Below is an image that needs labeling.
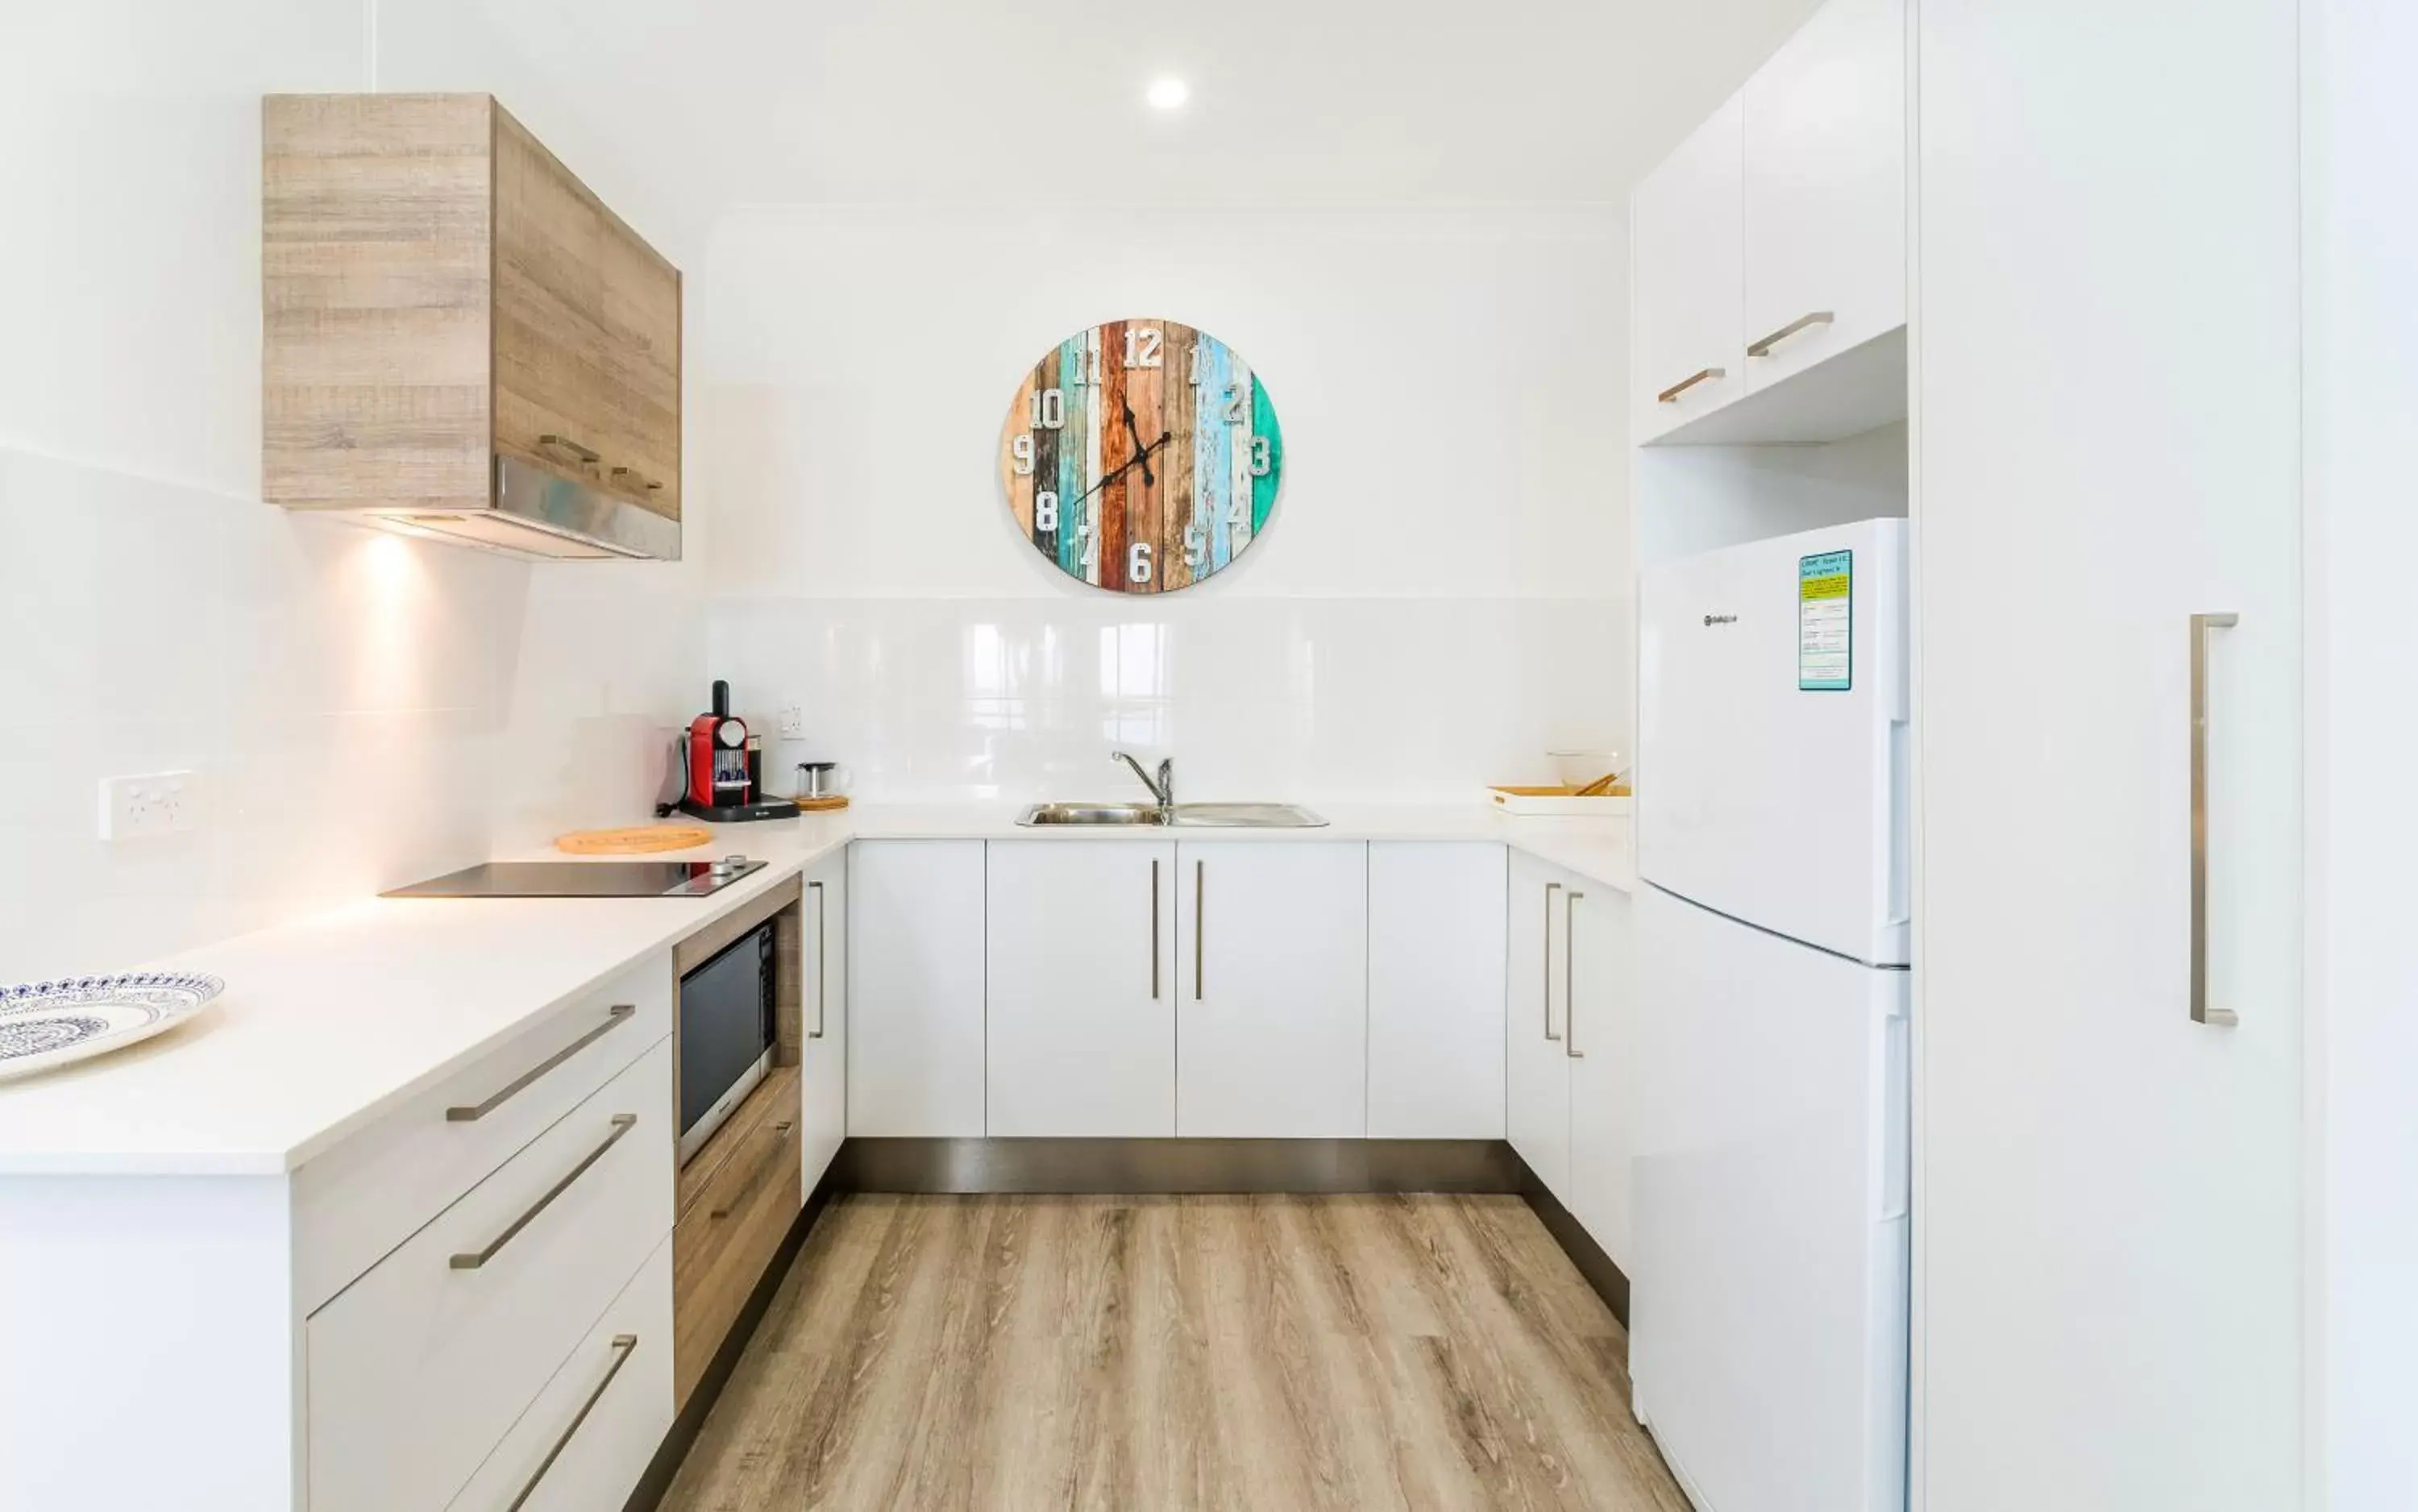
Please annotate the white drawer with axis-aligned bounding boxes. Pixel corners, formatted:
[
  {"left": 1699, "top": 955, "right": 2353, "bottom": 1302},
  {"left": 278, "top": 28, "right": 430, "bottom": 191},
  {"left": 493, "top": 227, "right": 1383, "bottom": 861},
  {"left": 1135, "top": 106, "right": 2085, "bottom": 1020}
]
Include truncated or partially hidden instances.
[
  {"left": 295, "top": 952, "right": 672, "bottom": 1311},
  {"left": 447, "top": 1233, "right": 673, "bottom": 1512},
  {"left": 305, "top": 1038, "right": 674, "bottom": 1512}
]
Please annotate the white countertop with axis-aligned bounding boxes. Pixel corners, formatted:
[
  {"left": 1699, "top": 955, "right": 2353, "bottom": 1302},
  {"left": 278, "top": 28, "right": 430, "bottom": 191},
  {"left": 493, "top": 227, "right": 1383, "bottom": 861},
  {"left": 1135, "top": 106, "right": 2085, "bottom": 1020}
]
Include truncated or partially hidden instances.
[{"left": 0, "top": 804, "right": 1629, "bottom": 1178}]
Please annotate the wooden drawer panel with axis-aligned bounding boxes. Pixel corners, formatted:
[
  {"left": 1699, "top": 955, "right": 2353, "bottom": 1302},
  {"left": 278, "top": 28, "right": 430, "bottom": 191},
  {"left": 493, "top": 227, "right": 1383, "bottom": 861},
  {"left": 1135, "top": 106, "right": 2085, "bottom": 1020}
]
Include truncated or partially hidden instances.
[
  {"left": 673, "top": 1065, "right": 802, "bottom": 1406},
  {"left": 305, "top": 1040, "right": 674, "bottom": 1512},
  {"left": 294, "top": 952, "right": 672, "bottom": 1313},
  {"left": 446, "top": 1233, "right": 673, "bottom": 1511}
]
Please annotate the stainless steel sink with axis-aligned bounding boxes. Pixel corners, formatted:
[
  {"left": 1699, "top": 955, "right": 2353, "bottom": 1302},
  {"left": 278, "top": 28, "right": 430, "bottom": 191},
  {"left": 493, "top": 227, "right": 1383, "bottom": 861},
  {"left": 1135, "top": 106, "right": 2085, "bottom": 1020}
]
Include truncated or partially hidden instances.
[
  {"left": 1015, "top": 801, "right": 1327, "bottom": 829},
  {"left": 1017, "top": 802, "right": 1168, "bottom": 826},
  {"left": 1168, "top": 802, "right": 1327, "bottom": 829}
]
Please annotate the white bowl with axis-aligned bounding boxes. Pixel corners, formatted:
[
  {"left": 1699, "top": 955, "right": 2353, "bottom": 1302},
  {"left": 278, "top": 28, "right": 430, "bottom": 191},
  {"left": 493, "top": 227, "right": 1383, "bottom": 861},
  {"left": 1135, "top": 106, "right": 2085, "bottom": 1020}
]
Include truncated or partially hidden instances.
[{"left": 1548, "top": 750, "right": 1622, "bottom": 788}]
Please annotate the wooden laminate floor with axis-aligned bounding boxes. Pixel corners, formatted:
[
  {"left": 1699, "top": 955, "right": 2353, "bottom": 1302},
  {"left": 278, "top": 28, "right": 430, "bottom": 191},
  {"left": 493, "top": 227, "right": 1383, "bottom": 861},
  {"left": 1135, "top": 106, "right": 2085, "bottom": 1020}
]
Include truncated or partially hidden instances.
[{"left": 659, "top": 1192, "right": 1689, "bottom": 1512}]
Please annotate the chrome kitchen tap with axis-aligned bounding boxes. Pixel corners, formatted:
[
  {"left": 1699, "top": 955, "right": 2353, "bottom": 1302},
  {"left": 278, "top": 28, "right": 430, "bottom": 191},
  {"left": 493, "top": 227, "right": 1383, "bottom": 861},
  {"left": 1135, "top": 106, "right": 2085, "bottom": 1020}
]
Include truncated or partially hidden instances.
[{"left": 1112, "top": 751, "right": 1174, "bottom": 819}]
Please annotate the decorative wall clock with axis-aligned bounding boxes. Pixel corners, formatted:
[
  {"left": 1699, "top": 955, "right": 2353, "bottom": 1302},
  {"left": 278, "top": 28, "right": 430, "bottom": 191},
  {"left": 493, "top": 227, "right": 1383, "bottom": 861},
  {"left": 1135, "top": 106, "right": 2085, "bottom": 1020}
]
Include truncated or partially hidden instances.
[{"left": 996, "top": 320, "right": 1284, "bottom": 592}]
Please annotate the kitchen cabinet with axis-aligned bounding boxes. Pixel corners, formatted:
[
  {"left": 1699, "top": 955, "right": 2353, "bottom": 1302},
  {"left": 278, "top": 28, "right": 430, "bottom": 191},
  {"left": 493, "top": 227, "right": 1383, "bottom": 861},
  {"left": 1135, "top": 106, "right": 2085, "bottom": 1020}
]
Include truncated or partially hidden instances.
[
  {"left": 1176, "top": 842, "right": 1369, "bottom": 1138},
  {"left": 1631, "top": 93, "right": 1746, "bottom": 444},
  {"left": 1507, "top": 852, "right": 1636, "bottom": 1269},
  {"left": 1739, "top": 0, "right": 1905, "bottom": 394},
  {"left": 1564, "top": 886, "right": 1638, "bottom": 1269},
  {"left": 1367, "top": 843, "right": 1508, "bottom": 1139},
  {"left": 987, "top": 841, "right": 1178, "bottom": 1136},
  {"left": 262, "top": 93, "right": 681, "bottom": 561},
  {"left": 1629, "top": 0, "right": 1908, "bottom": 446},
  {"left": 800, "top": 849, "right": 847, "bottom": 1191},
  {"left": 1506, "top": 851, "right": 1575, "bottom": 1198},
  {"left": 847, "top": 841, "right": 986, "bottom": 1137}
]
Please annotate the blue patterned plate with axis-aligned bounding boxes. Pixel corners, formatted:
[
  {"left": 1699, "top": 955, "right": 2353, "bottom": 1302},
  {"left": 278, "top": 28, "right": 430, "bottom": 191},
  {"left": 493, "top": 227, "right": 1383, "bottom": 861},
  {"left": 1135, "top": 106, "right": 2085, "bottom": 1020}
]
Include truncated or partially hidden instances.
[{"left": 0, "top": 972, "right": 225, "bottom": 1082}]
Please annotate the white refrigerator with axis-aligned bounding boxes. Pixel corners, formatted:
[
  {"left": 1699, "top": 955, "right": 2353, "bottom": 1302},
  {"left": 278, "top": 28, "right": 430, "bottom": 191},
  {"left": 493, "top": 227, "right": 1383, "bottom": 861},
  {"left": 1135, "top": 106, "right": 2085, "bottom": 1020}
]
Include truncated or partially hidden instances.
[{"left": 1631, "top": 517, "right": 1910, "bottom": 1512}]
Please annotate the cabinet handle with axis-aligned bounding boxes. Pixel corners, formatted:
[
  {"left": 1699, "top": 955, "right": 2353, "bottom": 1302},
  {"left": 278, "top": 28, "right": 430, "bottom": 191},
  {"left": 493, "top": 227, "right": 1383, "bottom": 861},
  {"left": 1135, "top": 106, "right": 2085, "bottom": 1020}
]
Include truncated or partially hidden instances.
[
  {"left": 2190, "top": 612, "right": 2241, "bottom": 1027},
  {"left": 1564, "top": 891, "right": 1585, "bottom": 1059},
  {"left": 1746, "top": 309, "right": 1835, "bottom": 358},
  {"left": 1543, "top": 883, "right": 1562, "bottom": 1041},
  {"left": 505, "top": 1332, "right": 638, "bottom": 1512},
  {"left": 1655, "top": 367, "right": 1725, "bottom": 405},
  {"left": 447, "top": 1004, "right": 636, "bottom": 1121},
  {"left": 1194, "top": 859, "right": 1206, "bottom": 1001},
  {"left": 536, "top": 433, "right": 600, "bottom": 464},
  {"left": 451, "top": 1114, "right": 637, "bottom": 1269},
  {"left": 610, "top": 464, "right": 664, "bottom": 492},
  {"left": 808, "top": 881, "right": 828, "bottom": 1039},
  {"left": 709, "top": 1120, "right": 796, "bottom": 1219},
  {"left": 1151, "top": 858, "right": 1161, "bottom": 1000}
]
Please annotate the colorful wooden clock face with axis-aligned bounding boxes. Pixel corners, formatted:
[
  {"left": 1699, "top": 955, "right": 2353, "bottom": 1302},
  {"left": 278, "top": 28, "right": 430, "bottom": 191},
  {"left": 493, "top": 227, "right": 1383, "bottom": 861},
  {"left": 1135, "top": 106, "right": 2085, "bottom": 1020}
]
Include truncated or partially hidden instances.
[{"left": 998, "top": 320, "right": 1283, "bottom": 593}]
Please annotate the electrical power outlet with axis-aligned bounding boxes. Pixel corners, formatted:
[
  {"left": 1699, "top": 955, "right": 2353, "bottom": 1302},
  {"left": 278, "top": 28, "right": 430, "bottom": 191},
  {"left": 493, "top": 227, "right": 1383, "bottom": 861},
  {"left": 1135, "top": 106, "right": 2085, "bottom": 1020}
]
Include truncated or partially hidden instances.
[
  {"left": 98, "top": 771, "right": 201, "bottom": 841},
  {"left": 778, "top": 704, "right": 805, "bottom": 738}
]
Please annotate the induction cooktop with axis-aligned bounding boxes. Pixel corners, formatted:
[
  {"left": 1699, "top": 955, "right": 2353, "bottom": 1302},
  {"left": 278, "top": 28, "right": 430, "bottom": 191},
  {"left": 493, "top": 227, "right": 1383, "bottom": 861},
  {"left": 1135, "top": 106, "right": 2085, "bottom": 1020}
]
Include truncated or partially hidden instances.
[{"left": 381, "top": 858, "right": 767, "bottom": 899}]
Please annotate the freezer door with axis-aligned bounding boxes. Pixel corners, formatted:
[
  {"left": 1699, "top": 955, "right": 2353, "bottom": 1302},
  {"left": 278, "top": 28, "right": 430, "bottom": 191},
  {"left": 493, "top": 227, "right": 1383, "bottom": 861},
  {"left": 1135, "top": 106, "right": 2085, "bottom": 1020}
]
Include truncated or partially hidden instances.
[
  {"left": 1631, "top": 883, "right": 1909, "bottom": 1512},
  {"left": 1638, "top": 517, "right": 1908, "bottom": 965}
]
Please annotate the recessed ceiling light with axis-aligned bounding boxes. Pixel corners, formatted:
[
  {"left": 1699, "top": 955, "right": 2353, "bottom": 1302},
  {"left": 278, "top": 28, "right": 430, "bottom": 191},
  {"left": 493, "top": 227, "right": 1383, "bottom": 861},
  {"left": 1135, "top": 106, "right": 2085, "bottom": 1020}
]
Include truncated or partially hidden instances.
[{"left": 1146, "top": 77, "right": 1189, "bottom": 110}]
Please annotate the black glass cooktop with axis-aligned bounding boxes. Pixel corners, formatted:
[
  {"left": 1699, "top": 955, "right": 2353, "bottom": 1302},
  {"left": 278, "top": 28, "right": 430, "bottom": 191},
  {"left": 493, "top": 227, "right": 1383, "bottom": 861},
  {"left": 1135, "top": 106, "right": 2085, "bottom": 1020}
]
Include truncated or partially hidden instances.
[{"left": 382, "top": 858, "right": 767, "bottom": 899}]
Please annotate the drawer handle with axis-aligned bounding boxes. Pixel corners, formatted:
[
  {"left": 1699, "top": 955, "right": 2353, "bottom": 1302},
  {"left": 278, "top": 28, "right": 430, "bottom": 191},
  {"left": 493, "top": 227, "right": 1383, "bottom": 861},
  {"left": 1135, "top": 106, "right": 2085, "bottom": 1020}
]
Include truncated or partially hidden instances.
[
  {"left": 1746, "top": 309, "right": 1835, "bottom": 357},
  {"left": 1655, "top": 366, "right": 1725, "bottom": 405},
  {"left": 451, "top": 1114, "right": 637, "bottom": 1270},
  {"left": 709, "top": 1119, "right": 796, "bottom": 1219},
  {"left": 505, "top": 1332, "right": 638, "bottom": 1512},
  {"left": 609, "top": 464, "right": 665, "bottom": 492},
  {"left": 536, "top": 433, "right": 600, "bottom": 464},
  {"left": 447, "top": 1004, "right": 637, "bottom": 1122}
]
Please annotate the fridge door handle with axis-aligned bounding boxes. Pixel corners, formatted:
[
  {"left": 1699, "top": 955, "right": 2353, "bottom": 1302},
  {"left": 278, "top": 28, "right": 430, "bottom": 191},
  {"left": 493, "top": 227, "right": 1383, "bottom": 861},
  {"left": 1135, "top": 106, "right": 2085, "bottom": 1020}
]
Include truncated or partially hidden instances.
[{"left": 2189, "top": 612, "right": 2240, "bottom": 1027}]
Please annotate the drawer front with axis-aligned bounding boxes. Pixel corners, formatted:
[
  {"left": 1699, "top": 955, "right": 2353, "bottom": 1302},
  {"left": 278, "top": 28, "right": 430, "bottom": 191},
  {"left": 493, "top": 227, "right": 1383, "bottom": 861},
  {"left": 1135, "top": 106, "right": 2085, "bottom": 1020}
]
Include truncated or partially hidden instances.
[
  {"left": 295, "top": 953, "right": 672, "bottom": 1312},
  {"left": 447, "top": 1233, "right": 673, "bottom": 1512},
  {"left": 673, "top": 1066, "right": 801, "bottom": 1406},
  {"left": 307, "top": 1039, "right": 674, "bottom": 1512}
]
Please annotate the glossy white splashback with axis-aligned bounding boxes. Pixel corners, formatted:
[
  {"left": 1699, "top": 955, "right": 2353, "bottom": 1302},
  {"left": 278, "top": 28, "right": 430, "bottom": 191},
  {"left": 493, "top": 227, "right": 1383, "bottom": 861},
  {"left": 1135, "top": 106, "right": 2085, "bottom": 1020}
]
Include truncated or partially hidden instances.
[
  {"left": 708, "top": 595, "right": 1624, "bottom": 802},
  {"left": 698, "top": 203, "right": 1635, "bottom": 796}
]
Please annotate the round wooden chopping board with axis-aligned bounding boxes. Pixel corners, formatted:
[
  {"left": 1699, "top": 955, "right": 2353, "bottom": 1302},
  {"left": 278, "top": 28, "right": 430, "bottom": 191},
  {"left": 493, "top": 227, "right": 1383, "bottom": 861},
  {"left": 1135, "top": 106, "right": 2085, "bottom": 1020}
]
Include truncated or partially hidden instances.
[{"left": 555, "top": 825, "right": 714, "bottom": 855}]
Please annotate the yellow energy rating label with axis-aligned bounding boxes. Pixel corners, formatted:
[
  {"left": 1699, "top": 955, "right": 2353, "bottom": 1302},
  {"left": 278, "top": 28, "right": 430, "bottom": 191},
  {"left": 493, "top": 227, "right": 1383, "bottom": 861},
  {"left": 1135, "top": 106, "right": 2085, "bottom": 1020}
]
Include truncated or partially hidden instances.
[{"left": 1799, "top": 550, "right": 1852, "bottom": 691}]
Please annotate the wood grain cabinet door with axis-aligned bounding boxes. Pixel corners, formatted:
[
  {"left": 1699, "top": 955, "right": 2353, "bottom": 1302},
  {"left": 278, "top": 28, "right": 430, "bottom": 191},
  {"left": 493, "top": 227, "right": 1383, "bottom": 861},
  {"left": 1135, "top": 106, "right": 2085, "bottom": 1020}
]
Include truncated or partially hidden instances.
[{"left": 592, "top": 217, "right": 681, "bottom": 519}]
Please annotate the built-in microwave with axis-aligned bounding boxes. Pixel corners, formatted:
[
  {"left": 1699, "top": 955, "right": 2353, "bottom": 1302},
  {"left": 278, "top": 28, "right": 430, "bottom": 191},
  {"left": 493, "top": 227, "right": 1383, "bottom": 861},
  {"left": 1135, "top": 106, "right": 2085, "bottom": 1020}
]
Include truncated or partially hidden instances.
[{"left": 677, "top": 919, "right": 775, "bottom": 1163}]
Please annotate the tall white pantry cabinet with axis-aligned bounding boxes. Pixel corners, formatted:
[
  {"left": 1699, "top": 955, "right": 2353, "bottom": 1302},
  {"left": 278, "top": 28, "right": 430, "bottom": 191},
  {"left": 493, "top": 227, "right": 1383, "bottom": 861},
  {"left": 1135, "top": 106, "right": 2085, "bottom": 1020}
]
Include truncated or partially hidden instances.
[{"left": 1630, "top": 0, "right": 2313, "bottom": 1506}]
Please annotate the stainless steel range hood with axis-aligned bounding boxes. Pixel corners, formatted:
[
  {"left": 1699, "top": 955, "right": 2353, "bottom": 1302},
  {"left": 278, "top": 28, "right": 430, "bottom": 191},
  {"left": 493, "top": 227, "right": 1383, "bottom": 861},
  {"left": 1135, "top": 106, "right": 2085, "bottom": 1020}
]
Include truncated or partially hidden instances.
[{"left": 369, "top": 459, "right": 683, "bottom": 562}]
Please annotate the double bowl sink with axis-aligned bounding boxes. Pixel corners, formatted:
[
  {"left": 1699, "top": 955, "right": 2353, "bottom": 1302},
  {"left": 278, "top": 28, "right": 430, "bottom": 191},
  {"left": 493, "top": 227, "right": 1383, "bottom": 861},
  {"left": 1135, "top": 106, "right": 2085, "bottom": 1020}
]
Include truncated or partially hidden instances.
[{"left": 1016, "top": 801, "right": 1327, "bottom": 829}]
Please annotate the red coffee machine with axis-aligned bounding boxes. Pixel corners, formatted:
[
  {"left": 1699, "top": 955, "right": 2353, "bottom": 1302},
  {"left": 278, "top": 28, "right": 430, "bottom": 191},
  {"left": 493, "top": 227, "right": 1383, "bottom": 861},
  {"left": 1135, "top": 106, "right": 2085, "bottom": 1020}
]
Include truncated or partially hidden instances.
[{"left": 675, "top": 681, "right": 800, "bottom": 823}]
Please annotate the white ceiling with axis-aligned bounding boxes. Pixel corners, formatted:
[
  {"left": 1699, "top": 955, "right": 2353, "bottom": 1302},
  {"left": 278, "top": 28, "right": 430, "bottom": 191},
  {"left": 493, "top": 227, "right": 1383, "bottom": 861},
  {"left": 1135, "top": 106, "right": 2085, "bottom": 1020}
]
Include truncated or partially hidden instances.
[{"left": 447, "top": 0, "right": 1822, "bottom": 226}]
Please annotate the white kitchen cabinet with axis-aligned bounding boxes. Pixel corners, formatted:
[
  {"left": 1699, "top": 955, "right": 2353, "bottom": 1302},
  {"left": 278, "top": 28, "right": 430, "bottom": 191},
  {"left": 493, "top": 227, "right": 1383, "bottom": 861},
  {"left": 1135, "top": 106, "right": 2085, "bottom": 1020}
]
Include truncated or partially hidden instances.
[
  {"left": 1367, "top": 843, "right": 1507, "bottom": 1139},
  {"left": 1176, "top": 842, "right": 1368, "bottom": 1138},
  {"left": 444, "top": 1234, "right": 673, "bottom": 1511},
  {"left": 987, "top": 841, "right": 1178, "bottom": 1136},
  {"left": 1564, "top": 886, "right": 1637, "bottom": 1269},
  {"left": 800, "top": 849, "right": 847, "bottom": 1192},
  {"left": 1506, "top": 851, "right": 1574, "bottom": 1199},
  {"left": 847, "top": 841, "right": 986, "bottom": 1138},
  {"left": 1740, "top": 0, "right": 1905, "bottom": 393},
  {"left": 1632, "top": 91, "right": 1745, "bottom": 444}
]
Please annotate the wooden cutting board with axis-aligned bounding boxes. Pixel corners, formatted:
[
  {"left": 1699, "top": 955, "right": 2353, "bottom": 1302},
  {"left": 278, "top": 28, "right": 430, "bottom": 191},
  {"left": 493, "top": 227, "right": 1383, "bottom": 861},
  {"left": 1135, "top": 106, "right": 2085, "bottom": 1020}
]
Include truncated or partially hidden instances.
[{"left": 555, "top": 825, "right": 714, "bottom": 855}]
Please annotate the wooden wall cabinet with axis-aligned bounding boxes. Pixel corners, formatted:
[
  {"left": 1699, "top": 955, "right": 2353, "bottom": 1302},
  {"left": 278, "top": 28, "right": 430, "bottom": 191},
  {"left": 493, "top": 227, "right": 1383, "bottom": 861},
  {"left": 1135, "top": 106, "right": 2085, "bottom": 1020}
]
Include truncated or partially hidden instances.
[{"left": 263, "top": 93, "right": 681, "bottom": 561}]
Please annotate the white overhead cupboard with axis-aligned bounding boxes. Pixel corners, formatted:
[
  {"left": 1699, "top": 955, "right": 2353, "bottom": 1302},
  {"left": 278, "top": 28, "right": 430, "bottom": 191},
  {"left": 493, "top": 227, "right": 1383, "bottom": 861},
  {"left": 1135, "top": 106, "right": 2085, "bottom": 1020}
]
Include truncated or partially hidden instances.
[{"left": 1633, "top": 0, "right": 1905, "bottom": 447}]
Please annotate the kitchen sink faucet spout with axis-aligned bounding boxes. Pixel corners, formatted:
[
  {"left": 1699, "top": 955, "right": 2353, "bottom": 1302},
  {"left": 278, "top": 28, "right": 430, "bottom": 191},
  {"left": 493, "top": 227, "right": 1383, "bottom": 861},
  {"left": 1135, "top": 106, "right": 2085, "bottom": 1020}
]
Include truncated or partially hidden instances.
[{"left": 1112, "top": 751, "right": 1174, "bottom": 817}]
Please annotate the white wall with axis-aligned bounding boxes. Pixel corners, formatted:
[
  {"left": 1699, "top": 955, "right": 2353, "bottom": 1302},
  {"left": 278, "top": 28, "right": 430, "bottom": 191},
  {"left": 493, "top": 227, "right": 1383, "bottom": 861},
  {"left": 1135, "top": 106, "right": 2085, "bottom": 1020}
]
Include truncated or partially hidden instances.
[
  {"left": 699, "top": 204, "right": 1632, "bottom": 801},
  {"left": 0, "top": 0, "right": 705, "bottom": 982},
  {"left": 2305, "top": 2, "right": 2418, "bottom": 1505}
]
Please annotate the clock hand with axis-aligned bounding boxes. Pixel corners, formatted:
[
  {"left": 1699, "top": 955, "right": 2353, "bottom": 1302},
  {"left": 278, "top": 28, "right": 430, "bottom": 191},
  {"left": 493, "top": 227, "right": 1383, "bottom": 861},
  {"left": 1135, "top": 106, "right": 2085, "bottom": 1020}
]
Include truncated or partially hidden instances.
[
  {"left": 1072, "top": 431, "right": 1174, "bottom": 509},
  {"left": 1121, "top": 403, "right": 1156, "bottom": 488}
]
